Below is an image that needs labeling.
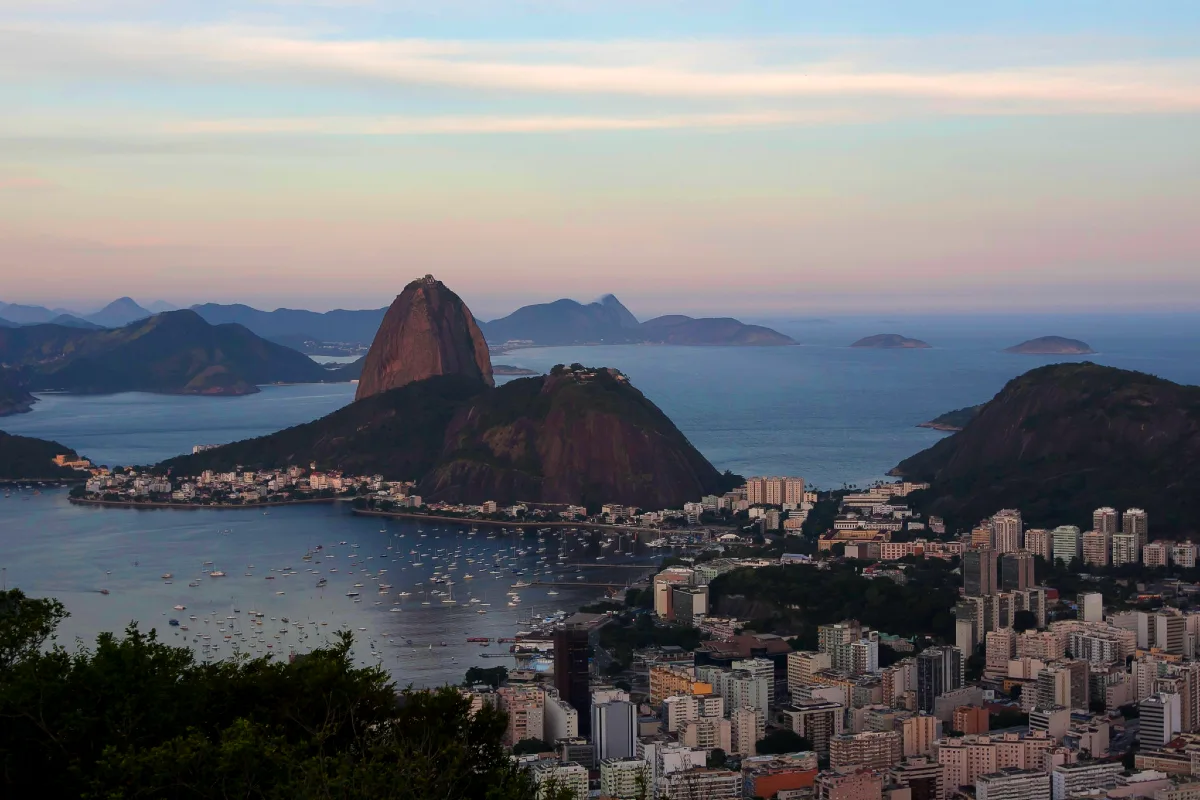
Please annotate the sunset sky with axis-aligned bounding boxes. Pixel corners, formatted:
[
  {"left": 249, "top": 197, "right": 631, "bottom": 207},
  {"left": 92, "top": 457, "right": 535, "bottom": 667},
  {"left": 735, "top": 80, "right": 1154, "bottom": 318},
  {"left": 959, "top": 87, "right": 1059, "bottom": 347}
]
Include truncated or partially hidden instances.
[{"left": 2, "top": 1, "right": 1198, "bottom": 319}]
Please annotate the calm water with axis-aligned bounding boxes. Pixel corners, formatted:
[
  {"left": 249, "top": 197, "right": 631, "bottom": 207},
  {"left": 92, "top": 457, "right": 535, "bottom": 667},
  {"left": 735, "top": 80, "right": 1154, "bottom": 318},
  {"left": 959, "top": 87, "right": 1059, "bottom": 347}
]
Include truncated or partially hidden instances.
[
  {"left": 3, "top": 313, "right": 1200, "bottom": 682},
  {"left": 6, "top": 314, "right": 1200, "bottom": 486},
  {"left": 0, "top": 490, "right": 642, "bottom": 687}
]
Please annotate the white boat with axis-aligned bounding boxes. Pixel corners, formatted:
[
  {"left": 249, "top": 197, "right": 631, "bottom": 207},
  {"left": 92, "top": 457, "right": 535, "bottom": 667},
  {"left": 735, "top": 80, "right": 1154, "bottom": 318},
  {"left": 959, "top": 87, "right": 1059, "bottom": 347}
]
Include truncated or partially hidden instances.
[{"left": 173, "top": 604, "right": 186, "bottom": 610}]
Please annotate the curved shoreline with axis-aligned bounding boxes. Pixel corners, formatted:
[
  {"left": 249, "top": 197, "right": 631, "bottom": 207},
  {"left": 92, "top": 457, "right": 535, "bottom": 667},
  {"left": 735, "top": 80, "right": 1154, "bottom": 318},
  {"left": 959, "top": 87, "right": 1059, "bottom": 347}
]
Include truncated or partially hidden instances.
[
  {"left": 68, "top": 496, "right": 340, "bottom": 511},
  {"left": 350, "top": 507, "right": 654, "bottom": 534}
]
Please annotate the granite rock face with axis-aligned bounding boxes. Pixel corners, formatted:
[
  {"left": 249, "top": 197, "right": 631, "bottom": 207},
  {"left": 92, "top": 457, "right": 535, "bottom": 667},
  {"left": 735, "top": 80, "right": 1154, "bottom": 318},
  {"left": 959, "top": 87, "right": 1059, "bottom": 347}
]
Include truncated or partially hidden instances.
[{"left": 355, "top": 275, "right": 493, "bottom": 401}]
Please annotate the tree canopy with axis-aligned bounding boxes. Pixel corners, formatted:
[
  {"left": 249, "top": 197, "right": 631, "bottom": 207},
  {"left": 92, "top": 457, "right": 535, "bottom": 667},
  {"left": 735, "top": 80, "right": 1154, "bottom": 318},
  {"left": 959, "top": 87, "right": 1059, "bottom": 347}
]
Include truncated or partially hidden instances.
[{"left": 0, "top": 589, "right": 553, "bottom": 799}]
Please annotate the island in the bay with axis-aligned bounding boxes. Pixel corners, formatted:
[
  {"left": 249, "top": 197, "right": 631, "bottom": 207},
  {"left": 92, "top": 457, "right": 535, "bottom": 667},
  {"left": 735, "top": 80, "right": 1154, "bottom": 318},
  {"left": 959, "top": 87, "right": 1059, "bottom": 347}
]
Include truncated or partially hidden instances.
[
  {"left": 850, "top": 333, "right": 932, "bottom": 349},
  {"left": 1004, "top": 335, "right": 1095, "bottom": 354},
  {"left": 0, "top": 309, "right": 356, "bottom": 403}
]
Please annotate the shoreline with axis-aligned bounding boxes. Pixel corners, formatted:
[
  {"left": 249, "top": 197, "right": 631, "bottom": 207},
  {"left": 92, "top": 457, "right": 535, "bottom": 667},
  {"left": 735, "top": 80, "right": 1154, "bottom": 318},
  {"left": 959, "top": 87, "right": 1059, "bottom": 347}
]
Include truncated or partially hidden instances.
[
  {"left": 350, "top": 507, "right": 655, "bottom": 534},
  {"left": 68, "top": 496, "right": 340, "bottom": 511}
]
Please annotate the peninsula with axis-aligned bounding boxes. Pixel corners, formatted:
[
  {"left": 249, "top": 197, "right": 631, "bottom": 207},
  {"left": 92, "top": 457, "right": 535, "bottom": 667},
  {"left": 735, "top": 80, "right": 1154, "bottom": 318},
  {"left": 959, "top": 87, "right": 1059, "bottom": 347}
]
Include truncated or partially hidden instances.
[
  {"left": 1004, "top": 335, "right": 1095, "bottom": 355},
  {"left": 851, "top": 333, "right": 932, "bottom": 349},
  {"left": 917, "top": 404, "right": 983, "bottom": 432}
]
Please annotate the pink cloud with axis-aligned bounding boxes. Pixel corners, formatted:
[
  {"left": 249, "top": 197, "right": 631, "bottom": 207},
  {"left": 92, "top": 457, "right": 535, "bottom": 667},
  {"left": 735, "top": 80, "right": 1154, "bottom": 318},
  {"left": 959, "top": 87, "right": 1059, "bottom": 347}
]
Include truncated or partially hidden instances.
[{"left": 0, "top": 175, "right": 57, "bottom": 190}]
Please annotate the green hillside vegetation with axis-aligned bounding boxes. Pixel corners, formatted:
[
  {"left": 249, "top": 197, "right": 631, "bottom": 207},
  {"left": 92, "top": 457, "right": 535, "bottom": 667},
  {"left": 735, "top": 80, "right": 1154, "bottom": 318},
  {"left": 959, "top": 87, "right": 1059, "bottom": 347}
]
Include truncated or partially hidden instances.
[
  {"left": 0, "top": 431, "right": 81, "bottom": 480},
  {"left": 708, "top": 560, "right": 960, "bottom": 645},
  {"left": 0, "top": 589, "right": 563, "bottom": 799},
  {"left": 894, "top": 363, "right": 1200, "bottom": 531},
  {"left": 160, "top": 367, "right": 730, "bottom": 509}
]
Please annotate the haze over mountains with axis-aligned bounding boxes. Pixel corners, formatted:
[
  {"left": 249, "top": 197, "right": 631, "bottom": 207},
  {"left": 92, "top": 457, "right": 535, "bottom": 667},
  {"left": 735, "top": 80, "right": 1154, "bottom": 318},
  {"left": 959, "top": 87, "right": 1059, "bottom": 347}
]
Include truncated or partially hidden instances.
[{"left": 1, "top": 294, "right": 794, "bottom": 351}]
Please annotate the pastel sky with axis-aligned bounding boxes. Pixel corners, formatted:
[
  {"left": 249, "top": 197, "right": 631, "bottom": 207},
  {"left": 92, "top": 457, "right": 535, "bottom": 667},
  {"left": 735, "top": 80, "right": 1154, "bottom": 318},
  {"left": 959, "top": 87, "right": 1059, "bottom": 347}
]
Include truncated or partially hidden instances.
[{"left": 2, "top": 1, "right": 1199, "bottom": 318}]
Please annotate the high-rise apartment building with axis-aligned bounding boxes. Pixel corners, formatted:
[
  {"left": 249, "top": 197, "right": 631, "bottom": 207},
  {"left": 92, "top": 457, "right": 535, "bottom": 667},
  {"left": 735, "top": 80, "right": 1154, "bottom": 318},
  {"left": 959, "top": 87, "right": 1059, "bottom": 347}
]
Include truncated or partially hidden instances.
[
  {"left": 1144, "top": 542, "right": 1169, "bottom": 568},
  {"left": 992, "top": 510, "right": 1024, "bottom": 553},
  {"left": 1001, "top": 552, "right": 1035, "bottom": 591},
  {"left": 788, "top": 651, "right": 833, "bottom": 696},
  {"left": 1140, "top": 692, "right": 1182, "bottom": 746},
  {"left": 964, "top": 549, "right": 998, "bottom": 597},
  {"left": 815, "top": 768, "right": 884, "bottom": 800},
  {"left": 1112, "top": 533, "right": 1139, "bottom": 566},
  {"left": 1025, "top": 529, "right": 1052, "bottom": 561},
  {"left": 1124, "top": 509, "right": 1149, "bottom": 551},
  {"left": 744, "top": 476, "right": 806, "bottom": 507},
  {"left": 1081, "top": 531, "right": 1111, "bottom": 567},
  {"left": 780, "top": 699, "right": 845, "bottom": 757},
  {"left": 829, "top": 730, "right": 903, "bottom": 771},
  {"left": 1051, "top": 526, "right": 1081, "bottom": 565},
  {"left": 731, "top": 706, "right": 765, "bottom": 757},
  {"left": 553, "top": 626, "right": 592, "bottom": 736},
  {"left": 1093, "top": 507, "right": 1119, "bottom": 536},
  {"left": 1171, "top": 542, "right": 1198, "bottom": 569},
  {"left": 917, "top": 647, "right": 964, "bottom": 713},
  {"left": 658, "top": 768, "right": 742, "bottom": 800},
  {"left": 592, "top": 692, "right": 637, "bottom": 760},
  {"left": 600, "top": 758, "right": 650, "bottom": 800}
]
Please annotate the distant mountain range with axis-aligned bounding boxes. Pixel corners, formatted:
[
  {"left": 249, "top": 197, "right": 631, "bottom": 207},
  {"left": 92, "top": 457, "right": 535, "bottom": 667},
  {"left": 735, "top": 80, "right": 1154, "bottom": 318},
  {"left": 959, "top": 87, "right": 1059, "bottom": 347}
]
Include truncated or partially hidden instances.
[
  {"left": 0, "top": 311, "right": 355, "bottom": 403},
  {"left": 479, "top": 294, "right": 795, "bottom": 347},
  {"left": 0, "top": 298, "right": 160, "bottom": 328},
  {"left": 893, "top": 362, "right": 1200, "bottom": 531},
  {"left": 4, "top": 293, "right": 793, "bottom": 350}
]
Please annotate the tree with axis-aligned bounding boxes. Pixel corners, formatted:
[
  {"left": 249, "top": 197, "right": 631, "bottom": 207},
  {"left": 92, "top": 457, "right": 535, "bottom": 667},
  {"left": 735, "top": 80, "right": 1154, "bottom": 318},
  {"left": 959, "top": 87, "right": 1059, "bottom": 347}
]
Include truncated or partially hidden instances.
[
  {"left": 0, "top": 589, "right": 542, "bottom": 799},
  {"left": 512, "top": 737, "right": 552, "bottom": 755},
  {"left": 708, "top": 748, "right": 727, "bottom": 768},
  {"left": 756, "top": 729, "right": 813, "bottom": 755},
  {"left": 1013, "top": 609, "right": 1038, "bottom": 632},
  {"left": 464, "top": 665, "right": 508, "bottom": 688}
]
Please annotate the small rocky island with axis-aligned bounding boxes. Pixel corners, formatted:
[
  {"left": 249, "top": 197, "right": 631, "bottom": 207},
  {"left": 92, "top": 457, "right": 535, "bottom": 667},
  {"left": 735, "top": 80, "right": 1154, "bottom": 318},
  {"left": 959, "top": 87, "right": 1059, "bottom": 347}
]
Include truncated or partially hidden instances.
[
  {"left": 1004, "top": 336, "right": 1095, "bottom": 355},
  {"left": 851, "top": 333, "right": 932, "bottom": 349}
]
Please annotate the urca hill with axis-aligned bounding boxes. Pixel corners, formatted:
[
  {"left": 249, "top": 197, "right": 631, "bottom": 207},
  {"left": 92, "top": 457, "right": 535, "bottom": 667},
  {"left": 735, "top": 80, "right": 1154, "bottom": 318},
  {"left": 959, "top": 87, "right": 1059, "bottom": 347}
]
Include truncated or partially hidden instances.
[
  {"left": 163, "top": 277, "right": 730, "bottom": 510},
  {"left": 892, "top": 362, "right": 1200, "bottom": 531}
]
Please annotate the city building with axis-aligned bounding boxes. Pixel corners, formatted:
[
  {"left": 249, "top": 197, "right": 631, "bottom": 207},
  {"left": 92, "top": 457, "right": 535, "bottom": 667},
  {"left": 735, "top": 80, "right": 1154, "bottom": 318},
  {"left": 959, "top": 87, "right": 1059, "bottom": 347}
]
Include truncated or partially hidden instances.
[
  {"left": 745, "top": 476, "right": 807, "bottom": 507},
  {"left": 1145, "top": 542, "right": 1170, "bottom": 568},
  {"left": 593, "top": 692, "right": 637, "bottom": 760},
  {"left": 731, "top": 706, "right": 765, "bottom": 757},
  {"left": 993, "top": 510, "right": 1024, "bottom": 553},
  {"left": 1050, "top": 761, "right": 1124, "bottom": 800},
  {"left": 1112, "top": 533, "right": 1140, "bottom": 566},
  {"left": 1171, "top": 542, "right": 1198, "bottom": 569},
  {"left": 780, "top": 699, "right": 846, "bottom": 757},
  {"left": 678, "top": 717, "right": 732, "bottom": 752},
  {"left": 977, "top": 768, "right": 1051, "bottom": 800},
  {"left": 814, "top": 767, "right": 884, "bottom": 800},
  {"left": 890, "top": 757, "right": 942, "bottom": 800},
  {"left": 662, "top": 693, "right": 723, "bottom": 733},
  {"left": 917, "top": 647, "right": 964, "bottom": 713},
  {"left": 1093, "top": 508, "right": 1119, "bottom": 536},
  {"left": 1124, "top": 509, "right": 1149, "bottom": 551},
  {"left": 649, "top": 665, "right": 711, "bottom": 706},
  {"left": 902, "top": 713, "right": 940, "bottom": 757},
  {"left": 789, "top": 651, "right": 834, "bottom": 696},
  {"left": 497, "top": 686, "right": 545, "bottom": 746},
  {"left": 1025, "top": 529, "right": 1052, "bottom": 561},
  {"left": 1001, "top": 552, "right": 1036, "bottom": 592},
  {"left": 599, "top": 758, "right": 650, "bottom": 800},
  {"left": 658, "top": 767, "right": 741, "bottom": 800},
  {"left": 671, "top": 586, "right": 709, "bottom": 627},
  {"left": 1140, "top": 692, "right": 1183, "bottom": 747},
  {"left": 829, "top": 731, "right": 902, "bottom": 771},
  {"left": 953, "top": 706, "right": 990, "bottom": 735},
  {"left": 544, "top": 692, "right": 580, "bottom": 743},
  {"left": 1051, "top": 526, "right": 1081, "bottom": 566},
  {"left": 531, "top": 761, "right": 589, "bottom": 800},
  {"left": 1081, "top": 531, "right": 1111, "bottom": 567},
  {"left": 964, "top": 549, "right": 998, "bottom": 597},
  {"left": 553, "top": 626, "right": 592, "bottom": 736},
  {"left": 1079, "top": 593, "right": 1103, "bottom": 624},
  {"left": 742, "top": 753, "right": 819, "bottom": 800}
]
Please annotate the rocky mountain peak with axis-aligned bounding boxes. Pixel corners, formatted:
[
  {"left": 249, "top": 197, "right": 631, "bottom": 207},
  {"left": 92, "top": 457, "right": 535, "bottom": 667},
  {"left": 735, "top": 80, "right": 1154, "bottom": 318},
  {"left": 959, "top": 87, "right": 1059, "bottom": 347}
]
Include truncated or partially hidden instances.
[{"left": 355, "top": 276, "right": 493, "bottom": 401}]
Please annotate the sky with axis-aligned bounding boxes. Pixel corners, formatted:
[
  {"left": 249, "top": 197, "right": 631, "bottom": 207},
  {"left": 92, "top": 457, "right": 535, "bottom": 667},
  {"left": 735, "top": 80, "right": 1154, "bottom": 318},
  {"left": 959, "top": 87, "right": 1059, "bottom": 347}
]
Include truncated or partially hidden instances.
[{"left": 1, "top": 1, "right": 1199, "bottom": 319}]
